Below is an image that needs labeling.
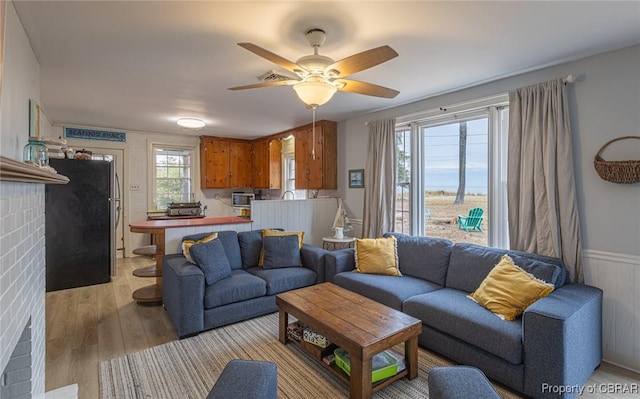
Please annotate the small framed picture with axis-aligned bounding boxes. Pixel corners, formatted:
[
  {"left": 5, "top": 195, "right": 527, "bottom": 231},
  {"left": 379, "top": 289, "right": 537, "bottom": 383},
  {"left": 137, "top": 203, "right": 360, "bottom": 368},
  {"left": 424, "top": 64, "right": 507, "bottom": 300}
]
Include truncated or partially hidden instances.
[{"left": 349, "top": 169, "right": 364, "bottom": 188}]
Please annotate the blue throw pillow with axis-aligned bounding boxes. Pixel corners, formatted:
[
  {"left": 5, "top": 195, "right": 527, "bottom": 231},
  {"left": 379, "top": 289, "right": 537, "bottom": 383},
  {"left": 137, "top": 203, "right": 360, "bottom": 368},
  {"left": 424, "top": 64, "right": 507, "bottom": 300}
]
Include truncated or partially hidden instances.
[
  {"left": 189, "top": 239, "right": 232, "bottom": 285},
  {"left": 262, "top": 235, "right": 301, "bottom": 269},
  {"left": 237, "top": 230, "right": 264, "bottom": 268}
]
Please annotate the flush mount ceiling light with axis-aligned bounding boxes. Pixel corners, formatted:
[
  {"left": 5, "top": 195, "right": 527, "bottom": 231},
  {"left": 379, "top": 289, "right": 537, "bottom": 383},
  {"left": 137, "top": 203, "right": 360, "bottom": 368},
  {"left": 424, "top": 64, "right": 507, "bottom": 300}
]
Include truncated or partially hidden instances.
[{"left": 177, "top": 118, "right": 205, "bottom": 129}]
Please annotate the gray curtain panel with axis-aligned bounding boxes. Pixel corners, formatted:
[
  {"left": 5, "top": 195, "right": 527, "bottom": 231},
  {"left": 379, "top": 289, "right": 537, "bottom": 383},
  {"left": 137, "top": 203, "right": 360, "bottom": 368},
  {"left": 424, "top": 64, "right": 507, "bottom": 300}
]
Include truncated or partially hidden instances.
[
  {"left": 363, "top": 118, "right": 397, "bottom": 238},
  {"left": 508, "top": 78, "right": 584, "bottom": 283}
]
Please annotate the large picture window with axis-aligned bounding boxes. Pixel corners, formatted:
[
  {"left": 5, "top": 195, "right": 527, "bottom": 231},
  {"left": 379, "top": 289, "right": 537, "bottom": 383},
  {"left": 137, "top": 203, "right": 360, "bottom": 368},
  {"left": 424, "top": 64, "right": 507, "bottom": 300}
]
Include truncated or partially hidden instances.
[{"left": 395, "top": 95, "right": 509, "bottom": 248}]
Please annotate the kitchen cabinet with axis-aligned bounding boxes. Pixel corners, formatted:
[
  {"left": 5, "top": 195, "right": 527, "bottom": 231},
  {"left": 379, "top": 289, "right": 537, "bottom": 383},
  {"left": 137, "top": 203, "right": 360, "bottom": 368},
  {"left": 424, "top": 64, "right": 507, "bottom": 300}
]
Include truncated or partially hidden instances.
[
  {"left": 252, "top": 138, "right": 282, "bottom": 189},
  {"left": 200, "top": 137, "right": 252, "bottom": 188},
  {"left": 294, "top": 120, "right": 337, "bottom": 189}
]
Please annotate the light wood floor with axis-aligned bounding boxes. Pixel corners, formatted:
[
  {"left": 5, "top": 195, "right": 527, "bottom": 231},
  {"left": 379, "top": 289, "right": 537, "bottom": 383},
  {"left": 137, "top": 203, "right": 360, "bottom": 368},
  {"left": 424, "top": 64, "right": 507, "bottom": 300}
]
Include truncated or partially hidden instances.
[
  {"left": 46, "top": 258, "right": 639, "bottom": 399},
  {"left": 45, "top": 256, "right": 178, "bottom": 398}
]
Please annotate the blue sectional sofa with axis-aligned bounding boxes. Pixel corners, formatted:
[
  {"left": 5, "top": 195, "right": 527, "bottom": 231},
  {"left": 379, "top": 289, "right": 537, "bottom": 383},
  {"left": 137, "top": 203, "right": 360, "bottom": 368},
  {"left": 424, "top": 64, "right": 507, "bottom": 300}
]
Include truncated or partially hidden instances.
[
  {"left": 163, "top": 230, "right": 328, "bottom": 338},
  {"left": 325, "top": 233, "right": 602, "bottom": 399}
]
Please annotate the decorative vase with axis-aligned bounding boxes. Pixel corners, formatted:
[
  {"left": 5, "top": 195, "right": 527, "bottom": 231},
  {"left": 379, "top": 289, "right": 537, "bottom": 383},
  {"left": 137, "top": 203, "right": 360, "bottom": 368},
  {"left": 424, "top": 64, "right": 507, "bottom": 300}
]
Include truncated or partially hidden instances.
[{"left": 23, "top": 137, "right": 49, "bottom": 167}]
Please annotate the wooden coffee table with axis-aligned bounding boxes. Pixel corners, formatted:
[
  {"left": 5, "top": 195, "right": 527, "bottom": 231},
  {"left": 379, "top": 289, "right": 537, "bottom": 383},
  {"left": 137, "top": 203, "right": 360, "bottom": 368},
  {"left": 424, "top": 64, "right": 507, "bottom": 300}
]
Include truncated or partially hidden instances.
[{"left": 276, "top": 282, "right": 422, "bottom": 399}]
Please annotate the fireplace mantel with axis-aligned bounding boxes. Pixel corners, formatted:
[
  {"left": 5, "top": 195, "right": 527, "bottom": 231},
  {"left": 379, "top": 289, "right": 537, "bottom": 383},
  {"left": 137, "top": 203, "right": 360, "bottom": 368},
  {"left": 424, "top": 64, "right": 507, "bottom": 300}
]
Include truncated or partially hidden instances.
[{"left": 0, "top": 155, "right": 69, "bottom": 184}]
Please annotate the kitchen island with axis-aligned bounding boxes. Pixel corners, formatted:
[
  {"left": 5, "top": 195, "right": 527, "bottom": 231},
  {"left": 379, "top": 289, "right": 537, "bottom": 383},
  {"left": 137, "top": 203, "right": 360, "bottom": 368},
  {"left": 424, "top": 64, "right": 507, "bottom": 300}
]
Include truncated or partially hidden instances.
[{"left": 129, "top": 216, "right": 253, "bottom": 304}]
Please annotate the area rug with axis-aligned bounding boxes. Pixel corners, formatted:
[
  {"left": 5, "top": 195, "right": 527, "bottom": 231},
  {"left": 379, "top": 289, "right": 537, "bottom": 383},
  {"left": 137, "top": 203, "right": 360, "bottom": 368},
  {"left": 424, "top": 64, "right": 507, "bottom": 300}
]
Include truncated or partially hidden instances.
[{"left": 100, "top": 313, "right": 522, "bottom": 398}]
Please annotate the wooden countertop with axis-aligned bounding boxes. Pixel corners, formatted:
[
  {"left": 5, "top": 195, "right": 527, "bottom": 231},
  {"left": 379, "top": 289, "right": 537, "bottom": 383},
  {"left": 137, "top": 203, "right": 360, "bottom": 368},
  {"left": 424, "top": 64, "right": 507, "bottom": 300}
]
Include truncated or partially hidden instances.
[{"left": 130, "top": 216, "right": 252, "bottom": 232}]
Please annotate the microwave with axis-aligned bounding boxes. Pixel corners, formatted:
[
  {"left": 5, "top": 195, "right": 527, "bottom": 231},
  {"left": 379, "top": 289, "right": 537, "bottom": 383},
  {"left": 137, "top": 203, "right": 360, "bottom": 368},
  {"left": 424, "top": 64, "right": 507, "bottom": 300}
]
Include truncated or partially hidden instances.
[{"left": 232, "top": 192, "right": 254, "bottom": 208}]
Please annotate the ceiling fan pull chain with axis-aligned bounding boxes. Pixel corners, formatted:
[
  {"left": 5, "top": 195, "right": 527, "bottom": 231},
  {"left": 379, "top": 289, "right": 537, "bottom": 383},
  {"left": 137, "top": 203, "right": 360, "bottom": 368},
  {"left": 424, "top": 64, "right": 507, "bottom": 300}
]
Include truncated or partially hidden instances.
[{"left": 312, "top": 107, "right": 316, "bottom": 160}]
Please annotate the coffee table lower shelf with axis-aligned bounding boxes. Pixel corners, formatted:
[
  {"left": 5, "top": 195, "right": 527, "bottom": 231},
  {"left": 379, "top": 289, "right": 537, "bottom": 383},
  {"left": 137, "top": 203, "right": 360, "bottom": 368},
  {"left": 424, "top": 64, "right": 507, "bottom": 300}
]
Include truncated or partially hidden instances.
[{"left": 285, "top": 335, "right": 408, "bottom": 394}]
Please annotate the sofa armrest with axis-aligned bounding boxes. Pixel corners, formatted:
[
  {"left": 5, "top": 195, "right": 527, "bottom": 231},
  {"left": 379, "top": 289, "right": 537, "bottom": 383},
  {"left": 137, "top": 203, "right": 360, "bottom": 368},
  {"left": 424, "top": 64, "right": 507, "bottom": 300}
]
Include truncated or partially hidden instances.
[
  {"left": 522, "top": 284, "right": 602, "bottom": 399},
  {"left": 324, "top": 248, "right": 356, "bottom": 283},
  {"left": 301, "top": 244, "right": 329, "bottom": 284},
  {"left": 162, "top": 254, "right": 206, "bottom": 338}
]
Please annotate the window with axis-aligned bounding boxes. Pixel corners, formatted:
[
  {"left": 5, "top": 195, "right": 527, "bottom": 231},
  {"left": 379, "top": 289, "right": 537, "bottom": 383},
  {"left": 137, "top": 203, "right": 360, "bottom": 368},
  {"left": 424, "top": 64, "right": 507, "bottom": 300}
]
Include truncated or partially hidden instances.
[
  {"left": 395, "top": 95, "right": 509, "bottom": 248},
  {"left": 150, "top": 145, "right": 196, "bottom": 210},
  {"left": 284, "top": 154, "right": 296, "bottom": 192},
  {"left": 281, "top": 138, "right": 307, "bottom": 200},
  {"left": 396, "top": 128, "right": 411, "bottom": 234}
]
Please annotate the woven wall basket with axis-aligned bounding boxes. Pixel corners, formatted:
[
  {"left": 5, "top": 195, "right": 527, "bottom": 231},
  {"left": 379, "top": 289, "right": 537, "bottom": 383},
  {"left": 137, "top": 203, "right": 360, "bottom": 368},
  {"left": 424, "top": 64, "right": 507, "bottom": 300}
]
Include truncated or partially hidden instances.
[{"left": 593, "top": 136, "right": 640, "bottom": 184}]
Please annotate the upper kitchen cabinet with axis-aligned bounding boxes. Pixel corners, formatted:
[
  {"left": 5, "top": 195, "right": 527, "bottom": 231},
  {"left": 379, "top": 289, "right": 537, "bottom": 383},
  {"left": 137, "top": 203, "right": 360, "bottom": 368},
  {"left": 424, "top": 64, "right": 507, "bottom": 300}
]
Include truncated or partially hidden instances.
[
  {"left": 294, "top": 120, "right": 337, "bottom": 190},
  {"left": 252, "top": 138, "right": 282, "bottom": 189},
  {"left": 200, "top": 137, "right": 252, "bottom": 188}
]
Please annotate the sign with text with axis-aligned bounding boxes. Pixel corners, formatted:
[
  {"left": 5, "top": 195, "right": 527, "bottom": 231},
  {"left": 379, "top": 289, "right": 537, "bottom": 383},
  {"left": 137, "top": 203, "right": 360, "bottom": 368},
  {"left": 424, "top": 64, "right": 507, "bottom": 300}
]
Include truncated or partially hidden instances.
[{"left": 65, "top": 127, "right": 126, "bottom": 142}]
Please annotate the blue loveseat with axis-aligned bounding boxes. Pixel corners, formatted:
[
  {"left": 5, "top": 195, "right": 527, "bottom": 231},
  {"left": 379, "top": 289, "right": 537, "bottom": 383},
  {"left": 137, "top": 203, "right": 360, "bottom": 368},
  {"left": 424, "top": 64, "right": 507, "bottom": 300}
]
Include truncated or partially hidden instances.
[
  {"left": 325, "top": 233, "right": 602, "bottom": 399},
  {"left": 163, "top": 230, "right": 328, "bottom": 338}
]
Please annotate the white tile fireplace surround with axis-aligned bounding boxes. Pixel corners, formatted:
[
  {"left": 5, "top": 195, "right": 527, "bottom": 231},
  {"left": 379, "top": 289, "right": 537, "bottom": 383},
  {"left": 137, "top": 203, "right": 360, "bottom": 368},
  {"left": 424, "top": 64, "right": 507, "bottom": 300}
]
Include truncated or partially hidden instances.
[{"left": 0, "top": 181, "right": 46, "bottom": 399}]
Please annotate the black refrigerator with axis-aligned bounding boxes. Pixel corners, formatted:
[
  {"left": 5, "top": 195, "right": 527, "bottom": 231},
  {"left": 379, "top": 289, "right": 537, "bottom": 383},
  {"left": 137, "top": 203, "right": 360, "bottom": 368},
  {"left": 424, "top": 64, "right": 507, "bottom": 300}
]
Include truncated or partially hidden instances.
[{"left": 45, "top": 158, "right": 116, "bottom": 291}]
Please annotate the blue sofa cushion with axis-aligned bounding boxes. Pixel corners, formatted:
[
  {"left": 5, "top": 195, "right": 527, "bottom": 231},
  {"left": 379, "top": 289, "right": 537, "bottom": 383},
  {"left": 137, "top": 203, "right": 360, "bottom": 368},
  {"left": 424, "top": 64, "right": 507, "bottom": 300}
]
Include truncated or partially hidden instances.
[
  {"left": 238, "top": 230, "right": 263, "bottom": 269},
  {"left": 246, "top": 266, "right": 316, "bottom": 295},
  {"left": 334, "top": 272, "right": 441, "bottom": 311},
  {"left": 446, "top": 243, "right": 567, "bottom": 293},
  {"left": 403, "top": 288, "right": 523, "bottom": 365},
  {"left": 237, "top": 229, "right": 286, "bottom": 269},
  {"left": 263, "top": 235, "right": 301, "bottom": 268},
  {"left": 204, "top": 269, "right": 267, "bottom": 309},
  {"left": 508, "top": 253, "right": 567, "bottom": 288},
  {"left": 190, "top": 239, "right": 232, "bottom": 285},
  {"left": 384, "top": 233, "right": 453, "bottom": 285},
  {"left": 183, "top": 231, "right": 243, "bottom": 270}
]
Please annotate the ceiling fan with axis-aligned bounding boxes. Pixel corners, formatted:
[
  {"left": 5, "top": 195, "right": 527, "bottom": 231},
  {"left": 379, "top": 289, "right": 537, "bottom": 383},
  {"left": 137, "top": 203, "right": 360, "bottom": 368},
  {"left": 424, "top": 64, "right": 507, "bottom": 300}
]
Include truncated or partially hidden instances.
[{"left": 228, "top": 29, "right": 400, "bottom": 108}]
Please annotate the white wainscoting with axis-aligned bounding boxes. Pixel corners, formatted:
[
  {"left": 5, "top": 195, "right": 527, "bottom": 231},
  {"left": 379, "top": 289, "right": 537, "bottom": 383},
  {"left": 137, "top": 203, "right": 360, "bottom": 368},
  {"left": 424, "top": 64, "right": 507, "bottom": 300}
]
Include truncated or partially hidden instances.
[
  {"left": 583, "top": 249, "right": 640, "bottom": 373},
  {"left": 164, "top": 222, "right": 254, "bottom": 254},
  {"left": 251, "top": 199, "right": 339, "bottom": 247}
]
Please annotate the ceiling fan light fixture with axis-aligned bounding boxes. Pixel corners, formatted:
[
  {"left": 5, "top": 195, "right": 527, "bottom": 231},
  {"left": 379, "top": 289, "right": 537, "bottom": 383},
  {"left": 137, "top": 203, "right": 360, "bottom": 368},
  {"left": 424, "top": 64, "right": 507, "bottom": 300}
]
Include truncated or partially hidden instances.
[
  {"left": 177, "top": 118, "right": 206, "bottom": 129},
  {"left": 292, "top": 81, "right": 337, "bottom": 107}
]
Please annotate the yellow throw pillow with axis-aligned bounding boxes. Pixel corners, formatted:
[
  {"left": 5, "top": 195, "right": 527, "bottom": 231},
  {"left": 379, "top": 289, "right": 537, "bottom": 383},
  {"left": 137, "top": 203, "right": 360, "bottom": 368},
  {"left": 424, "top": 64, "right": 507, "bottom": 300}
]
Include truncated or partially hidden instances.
[
  {"left": 469, "top": 255, "right": 554, "bottom": 320},
  {"left": 354, "top": 236, "right": 401, "bottom": 276},
  {"left": 259, "top": 229, "right": 304, "bottom": 266},
  {"left": 182, "top": 232, "right": 218, "bottom": 264}
]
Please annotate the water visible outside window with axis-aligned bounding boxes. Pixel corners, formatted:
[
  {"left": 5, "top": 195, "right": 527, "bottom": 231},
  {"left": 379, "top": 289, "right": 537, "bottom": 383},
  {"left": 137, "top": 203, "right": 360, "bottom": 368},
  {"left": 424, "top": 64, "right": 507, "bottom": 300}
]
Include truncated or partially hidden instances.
[
  {"left": 423, "top": 118, "right": 488, "bottom": 246},
  {"left": 395, "top": 118, "right": 489, "bottom": 245}
]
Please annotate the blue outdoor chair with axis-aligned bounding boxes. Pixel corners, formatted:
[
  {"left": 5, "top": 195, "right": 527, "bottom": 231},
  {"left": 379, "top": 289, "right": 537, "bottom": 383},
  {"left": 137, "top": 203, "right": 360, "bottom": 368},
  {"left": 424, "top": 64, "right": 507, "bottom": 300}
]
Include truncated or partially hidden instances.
[{"left": 457, "top": 208, "right": 484, "bottom": 232}]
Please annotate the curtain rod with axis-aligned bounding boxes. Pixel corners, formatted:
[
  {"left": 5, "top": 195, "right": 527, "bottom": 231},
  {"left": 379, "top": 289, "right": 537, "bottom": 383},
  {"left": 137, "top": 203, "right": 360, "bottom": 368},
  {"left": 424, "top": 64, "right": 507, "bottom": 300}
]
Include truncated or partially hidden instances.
[{"left": 365, "top": 75, "right": 577, "bottom": 126}]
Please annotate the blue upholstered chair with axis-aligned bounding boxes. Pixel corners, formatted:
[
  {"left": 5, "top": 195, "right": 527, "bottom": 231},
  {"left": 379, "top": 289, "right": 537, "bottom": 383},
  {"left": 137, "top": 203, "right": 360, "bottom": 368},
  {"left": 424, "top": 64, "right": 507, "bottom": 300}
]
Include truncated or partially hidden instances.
[{"left": 207, "top": 359, "right": 277, "bottom": 399}]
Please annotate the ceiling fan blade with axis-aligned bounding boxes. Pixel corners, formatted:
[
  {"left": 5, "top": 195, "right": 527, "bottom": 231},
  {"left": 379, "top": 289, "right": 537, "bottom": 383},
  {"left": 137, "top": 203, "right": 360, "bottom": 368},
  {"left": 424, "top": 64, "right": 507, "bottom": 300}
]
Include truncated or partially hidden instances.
[
  {"left": 335, "top": 79, "right": 399, "bottom": 98},
  {"left": 327, "top": 45, "right": 398, "bottom": 77},
  {"left": 237, "top": 43, "right": 301, "bottom": 73},
  {"left": 228, "top": 80, "right": 299, "bottom": 91}
]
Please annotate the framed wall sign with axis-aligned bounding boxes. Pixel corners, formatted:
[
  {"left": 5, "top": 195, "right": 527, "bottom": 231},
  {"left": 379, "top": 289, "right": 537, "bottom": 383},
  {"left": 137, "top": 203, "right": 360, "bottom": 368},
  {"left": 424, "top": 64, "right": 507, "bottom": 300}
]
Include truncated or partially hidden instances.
[
  {"left": 65, "top": 127, "right": 126, "bottom": 142},
  {"left": 349, "top": 169, "right": 364, "bottom": 188}
]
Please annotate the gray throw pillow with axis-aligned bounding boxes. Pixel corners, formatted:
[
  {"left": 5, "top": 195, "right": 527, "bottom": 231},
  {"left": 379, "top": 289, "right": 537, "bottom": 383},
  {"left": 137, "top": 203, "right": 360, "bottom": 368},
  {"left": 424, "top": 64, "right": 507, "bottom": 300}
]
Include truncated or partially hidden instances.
[
  {"left": 262, "top": 235, "right": 301, "bottom": 269},
  {"left": 189, "top": 239, "right": 232, "bottom": 285}
]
